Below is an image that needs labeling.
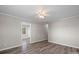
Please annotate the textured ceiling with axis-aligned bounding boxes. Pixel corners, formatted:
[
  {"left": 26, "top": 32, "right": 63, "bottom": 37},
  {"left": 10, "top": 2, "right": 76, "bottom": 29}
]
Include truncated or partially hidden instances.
[{"left": 0, "top": 5, "right": 79, "bottom": 23}]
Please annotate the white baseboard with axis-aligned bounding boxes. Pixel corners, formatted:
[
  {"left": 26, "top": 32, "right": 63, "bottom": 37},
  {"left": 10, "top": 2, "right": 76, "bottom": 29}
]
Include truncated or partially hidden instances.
[
  {"left": 30, "top": 39, "right": 47, "bottom": 44},
  {"left": 48, "top": 40, "right": 79, "bottom": 49},
  {"left": 0, "top": 44, "right": 21, "bottom": 51}
]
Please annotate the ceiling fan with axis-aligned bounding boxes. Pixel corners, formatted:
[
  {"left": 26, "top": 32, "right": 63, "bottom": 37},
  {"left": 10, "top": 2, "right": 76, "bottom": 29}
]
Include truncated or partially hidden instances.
[{"left": 36, "top": 6, "right": 48, "bottom": 19}]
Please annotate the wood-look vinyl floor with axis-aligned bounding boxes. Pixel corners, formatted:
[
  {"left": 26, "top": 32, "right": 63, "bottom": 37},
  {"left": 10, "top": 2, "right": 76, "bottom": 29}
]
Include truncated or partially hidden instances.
[{"left": 1, "top": 40, "right": 79, "bottom": 54}]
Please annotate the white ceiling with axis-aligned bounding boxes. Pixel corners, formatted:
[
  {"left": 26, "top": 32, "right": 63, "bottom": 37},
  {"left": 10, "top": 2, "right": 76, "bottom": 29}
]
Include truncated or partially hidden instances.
[{"left": 0, "top": 5, "right": 79, "bottom": 23}]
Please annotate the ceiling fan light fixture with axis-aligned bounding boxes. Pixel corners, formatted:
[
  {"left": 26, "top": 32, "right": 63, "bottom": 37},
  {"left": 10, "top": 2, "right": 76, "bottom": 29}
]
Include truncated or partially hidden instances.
[{"left": 36, "top": 6, "right": 48, "bottom": 19}]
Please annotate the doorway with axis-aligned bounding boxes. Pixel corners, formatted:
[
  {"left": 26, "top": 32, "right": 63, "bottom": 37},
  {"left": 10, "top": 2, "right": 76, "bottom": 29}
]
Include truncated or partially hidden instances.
[{"left": 21, "top": 22, "right": 31, "bottom": 53}]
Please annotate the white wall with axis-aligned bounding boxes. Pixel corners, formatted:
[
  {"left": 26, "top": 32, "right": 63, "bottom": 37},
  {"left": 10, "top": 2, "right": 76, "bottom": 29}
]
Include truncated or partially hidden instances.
[
  {"left": 31, "top": 23, "right": 48, "bottom": 43},
  {"left": 48, "top": 16, "right": 79, "bottom": 48},
  {"left": 0, "top": 14, "right": 22, "bottom": 51}
]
